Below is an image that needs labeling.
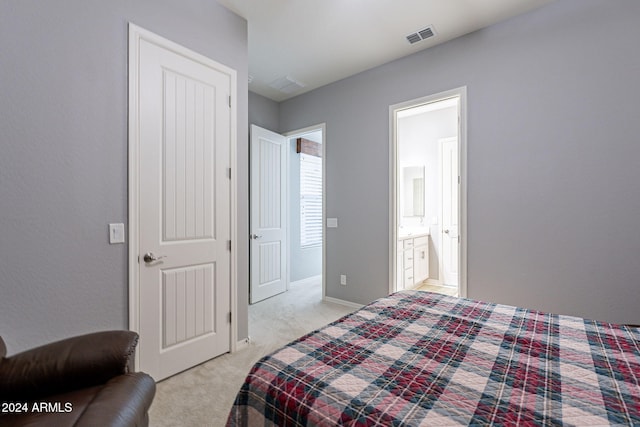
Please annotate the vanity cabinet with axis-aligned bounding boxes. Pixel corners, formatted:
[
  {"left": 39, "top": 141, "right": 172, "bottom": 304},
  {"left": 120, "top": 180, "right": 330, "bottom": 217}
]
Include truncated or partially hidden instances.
[
  {"left": 397, "top": 234, "right": 429, "bottom": 290},
  {"left": 413, "top": 236, "right": 429, "bottom": 284}
]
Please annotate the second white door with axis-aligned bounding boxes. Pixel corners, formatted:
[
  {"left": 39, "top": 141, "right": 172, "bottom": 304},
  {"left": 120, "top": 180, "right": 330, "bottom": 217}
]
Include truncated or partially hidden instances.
[
  {"left": 440, "top": 136, "right": 459, "bottom": 288},
  {"left": 250, "top": 125, "right": 287, "bottom": 303}
]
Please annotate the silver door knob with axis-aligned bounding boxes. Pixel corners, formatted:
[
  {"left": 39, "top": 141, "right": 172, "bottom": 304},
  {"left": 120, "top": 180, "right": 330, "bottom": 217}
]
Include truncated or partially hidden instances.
[
  {"left": 143, "top": 252, "right": 166, "bottom": 263},
  {"left": 250, "top": 234, "right": 263, "bottom": 239},
  {"left": 444, "top": 229, "right": 450, "bottom": 234}
]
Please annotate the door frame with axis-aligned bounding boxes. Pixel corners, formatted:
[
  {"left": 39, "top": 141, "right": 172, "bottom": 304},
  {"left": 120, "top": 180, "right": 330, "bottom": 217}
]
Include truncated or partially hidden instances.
[
  {"left": 389, "top": 87, "right": 467, "bottom": 297},
  {"left": 127, "top": 23, "right": 239, "bottom": 367},
  {"left": 283, "top": 123, "right": 326, "bottom": 300}
]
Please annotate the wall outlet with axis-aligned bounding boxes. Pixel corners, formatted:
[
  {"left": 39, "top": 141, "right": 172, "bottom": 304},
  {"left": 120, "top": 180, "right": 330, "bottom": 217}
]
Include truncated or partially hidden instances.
[{"left": 340, "top": 274, "right": 347, "bottom": 286}]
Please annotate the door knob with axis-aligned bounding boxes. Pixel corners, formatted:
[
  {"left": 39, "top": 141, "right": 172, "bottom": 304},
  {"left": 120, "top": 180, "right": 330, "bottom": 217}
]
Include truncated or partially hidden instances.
[
  {"left": 444, "top": 229, "right": 450, "bottom": 234},
  {"left": 143, "top": 252, "right": 166, "bottom": 263},
  {"left": 250, "top": 234, "right": 263, "bottom": 240}
]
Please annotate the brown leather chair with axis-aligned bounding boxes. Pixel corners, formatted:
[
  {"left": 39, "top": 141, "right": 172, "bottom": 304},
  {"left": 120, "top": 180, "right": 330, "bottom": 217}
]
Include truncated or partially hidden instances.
[{"left": 0, "top": 331, "right": 155, "bottom": 426}]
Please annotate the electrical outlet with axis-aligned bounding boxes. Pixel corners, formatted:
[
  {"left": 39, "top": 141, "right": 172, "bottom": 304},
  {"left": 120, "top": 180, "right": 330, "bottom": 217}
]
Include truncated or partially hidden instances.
[{"left": 340, "top": 274, "right": 347, "bottom": 286}]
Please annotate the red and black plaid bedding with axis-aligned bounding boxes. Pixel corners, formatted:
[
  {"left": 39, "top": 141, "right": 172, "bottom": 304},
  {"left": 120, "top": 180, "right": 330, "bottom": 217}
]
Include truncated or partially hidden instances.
[{"left": 227, "top": 291, "right": 640, "bottom": 426}]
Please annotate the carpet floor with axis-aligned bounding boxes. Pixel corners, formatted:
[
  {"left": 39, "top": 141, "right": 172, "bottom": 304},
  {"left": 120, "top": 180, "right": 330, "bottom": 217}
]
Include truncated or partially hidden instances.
[{"left": 148, "top": 278, "right": 355, "bottom": 426}]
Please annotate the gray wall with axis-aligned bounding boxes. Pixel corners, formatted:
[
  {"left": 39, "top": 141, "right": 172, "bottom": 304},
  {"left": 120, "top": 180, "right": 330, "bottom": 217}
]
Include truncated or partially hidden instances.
[
  {"left": 0, "top": 0, "right": 249, "bottom": 352},
  {"left": 279, "top": 0, "right": 640, "bottom": 324},
  {"left": 248, "top": 91, "right": 279, "bottom": 132}
]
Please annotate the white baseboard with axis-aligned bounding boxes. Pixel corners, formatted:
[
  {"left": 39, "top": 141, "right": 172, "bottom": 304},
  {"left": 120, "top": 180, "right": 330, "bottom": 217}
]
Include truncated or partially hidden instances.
[
  {"left": 234, "top": 336, "right": 251, "bottom": 352},
  {"left": 323, "top": 296, "right": 364, "bottom": 310}
]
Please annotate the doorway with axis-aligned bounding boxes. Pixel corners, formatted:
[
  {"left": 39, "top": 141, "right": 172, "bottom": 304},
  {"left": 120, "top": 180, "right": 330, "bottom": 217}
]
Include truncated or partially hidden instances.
[
  {"left": 389, "top": 88, "right": 467, "bottom": 298},
  {"left": 285, "top": 125, "right": 325, "bottom": 299}
]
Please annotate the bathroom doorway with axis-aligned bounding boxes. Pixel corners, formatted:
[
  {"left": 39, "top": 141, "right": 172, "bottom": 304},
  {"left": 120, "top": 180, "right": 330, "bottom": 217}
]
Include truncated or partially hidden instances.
[{"left": 389, "top": 88, "right": 467, "bottom": 297}]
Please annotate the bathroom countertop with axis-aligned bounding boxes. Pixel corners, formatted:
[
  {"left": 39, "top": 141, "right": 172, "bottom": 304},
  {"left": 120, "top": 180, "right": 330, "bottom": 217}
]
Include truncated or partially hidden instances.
[{"left": 398, "top": 229, "right": 430, "bottom": 239}]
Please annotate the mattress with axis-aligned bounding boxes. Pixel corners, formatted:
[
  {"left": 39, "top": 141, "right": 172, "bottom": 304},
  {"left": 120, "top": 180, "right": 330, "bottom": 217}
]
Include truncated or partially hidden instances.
[{"left": 227, "top": 291, "right": 640, "bottom": 426}]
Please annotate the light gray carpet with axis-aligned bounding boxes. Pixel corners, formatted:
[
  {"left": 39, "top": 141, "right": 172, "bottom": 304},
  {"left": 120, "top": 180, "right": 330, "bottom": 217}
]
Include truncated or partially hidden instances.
[{"left": 148, "top": 279, "right": 355, "bottom": 426}]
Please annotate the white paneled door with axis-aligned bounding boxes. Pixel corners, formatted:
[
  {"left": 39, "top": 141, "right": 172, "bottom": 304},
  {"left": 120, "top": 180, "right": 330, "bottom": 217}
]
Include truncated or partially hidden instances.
[
  {"left": 441, "top": 137, "right": 459, "bottom": 288},
  {"left": 250, "top": 125, "right": 287, "bottom": 303},
  {"left": 130, "top": 26, "right": 233, "bottom": 380}
]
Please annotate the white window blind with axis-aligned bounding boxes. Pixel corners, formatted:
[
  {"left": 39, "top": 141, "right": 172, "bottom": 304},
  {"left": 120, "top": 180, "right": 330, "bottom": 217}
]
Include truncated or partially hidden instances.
[{"left": 300, "top": 153, "right": 322, "bottom": 248}]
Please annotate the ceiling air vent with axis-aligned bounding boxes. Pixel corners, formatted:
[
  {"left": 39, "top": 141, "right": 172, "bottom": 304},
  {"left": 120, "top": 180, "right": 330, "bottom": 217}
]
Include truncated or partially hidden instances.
[
  {"left": 269, "top": 75, "right": 306, "bottom": 94},
  {"left": 406, "top": 25, "right": 436, "bottom": 45},
  {"left": 406, "top": 33, "right": 422, "bottom": 44}
]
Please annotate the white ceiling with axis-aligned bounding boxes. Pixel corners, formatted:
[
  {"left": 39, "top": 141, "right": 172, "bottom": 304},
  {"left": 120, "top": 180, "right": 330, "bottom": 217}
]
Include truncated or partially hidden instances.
[{"left": 218, "top": 0, "right": 555, "bottom": 102}]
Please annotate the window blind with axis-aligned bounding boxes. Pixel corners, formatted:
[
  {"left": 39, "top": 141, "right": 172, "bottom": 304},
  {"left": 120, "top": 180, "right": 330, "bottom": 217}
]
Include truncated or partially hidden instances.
[{"left": 300, "top": 153, "right": 322, "bottom": 248}]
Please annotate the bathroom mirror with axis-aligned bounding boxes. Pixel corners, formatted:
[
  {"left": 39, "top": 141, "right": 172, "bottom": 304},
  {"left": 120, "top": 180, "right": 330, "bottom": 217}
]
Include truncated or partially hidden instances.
[{"left": 402, "top": 166, "right": 425, "bottom": 217}]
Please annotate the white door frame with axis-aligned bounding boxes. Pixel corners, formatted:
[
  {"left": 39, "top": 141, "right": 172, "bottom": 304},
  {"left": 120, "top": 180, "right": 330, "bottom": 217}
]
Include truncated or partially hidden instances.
[
  {"left": 389, "top": 87, "right": 467, "bottom": 297},
  {"left": 283, "top": 123, "right": 326, "bottom": 300},
  {"left": 128, "top": 23, "right": 239, "bottom": 368}
]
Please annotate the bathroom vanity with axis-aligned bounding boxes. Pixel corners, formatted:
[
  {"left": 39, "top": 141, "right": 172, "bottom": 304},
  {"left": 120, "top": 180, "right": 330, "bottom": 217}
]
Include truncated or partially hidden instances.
[{"left": 397, "top": 232, "right": 429, "bottom": 290}]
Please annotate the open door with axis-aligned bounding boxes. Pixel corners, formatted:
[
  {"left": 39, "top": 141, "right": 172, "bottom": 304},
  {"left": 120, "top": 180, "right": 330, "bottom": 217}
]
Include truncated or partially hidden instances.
[
  {"left": 440, "top": 136, "right": 460, "bottom": 288},
  {"left": 250, "top": 125, "right": 287, "bottom": 303}
]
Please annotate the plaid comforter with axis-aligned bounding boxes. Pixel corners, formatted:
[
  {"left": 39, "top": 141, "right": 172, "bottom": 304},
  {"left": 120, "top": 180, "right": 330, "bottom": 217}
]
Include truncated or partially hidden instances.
[{"left": 227, "top": 291, "right": 640, "bottom": 426}]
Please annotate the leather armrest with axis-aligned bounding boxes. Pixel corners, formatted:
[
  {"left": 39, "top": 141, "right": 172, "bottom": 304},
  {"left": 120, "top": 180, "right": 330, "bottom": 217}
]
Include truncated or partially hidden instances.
[
  {"left": 76, "top": 373, "right": 156, "bottom": 427},
  {"left": 0, "top": 331, "right": 139, "bottom": 401}
]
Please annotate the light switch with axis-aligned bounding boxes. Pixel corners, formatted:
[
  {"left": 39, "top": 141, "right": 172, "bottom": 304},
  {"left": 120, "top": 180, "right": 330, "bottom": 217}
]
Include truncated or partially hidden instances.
[
  {"left": 109, "top": 223, "right": 125, "bottom": 244},
  {"left": 327, "top": 218, "right": 338, "bottom": 228}
]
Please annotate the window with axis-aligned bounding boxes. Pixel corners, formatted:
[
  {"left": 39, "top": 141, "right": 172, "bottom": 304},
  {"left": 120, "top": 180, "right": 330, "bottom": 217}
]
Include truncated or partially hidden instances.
[{"left": 300, "top": 153, "right": 322, "bottom": 248}]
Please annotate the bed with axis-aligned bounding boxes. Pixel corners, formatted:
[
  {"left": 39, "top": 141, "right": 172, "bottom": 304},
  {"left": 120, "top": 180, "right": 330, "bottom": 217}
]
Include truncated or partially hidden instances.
[{"left": 227, "top": 290, "right": 640, "bottom": 426}]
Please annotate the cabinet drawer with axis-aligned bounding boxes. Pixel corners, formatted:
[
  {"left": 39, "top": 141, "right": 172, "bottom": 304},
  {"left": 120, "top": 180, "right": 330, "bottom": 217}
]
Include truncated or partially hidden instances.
[
  {"left": 403, "top": 250, "right": 414, "bottom": 266},
  {"left": 403, "top": 239, "right": 414, "bottom": 249},
  {"left": 403, "top": 268, "right": 414, "bottom": 288},
  {"left": 414, "top": 235, "right": 429, "bottom": 247}
]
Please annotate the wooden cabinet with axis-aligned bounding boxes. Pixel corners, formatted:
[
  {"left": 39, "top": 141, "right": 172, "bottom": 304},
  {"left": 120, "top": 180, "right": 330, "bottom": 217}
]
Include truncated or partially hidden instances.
[{"left": 398, "top": 234, "right": 429, "bottom": 290}]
